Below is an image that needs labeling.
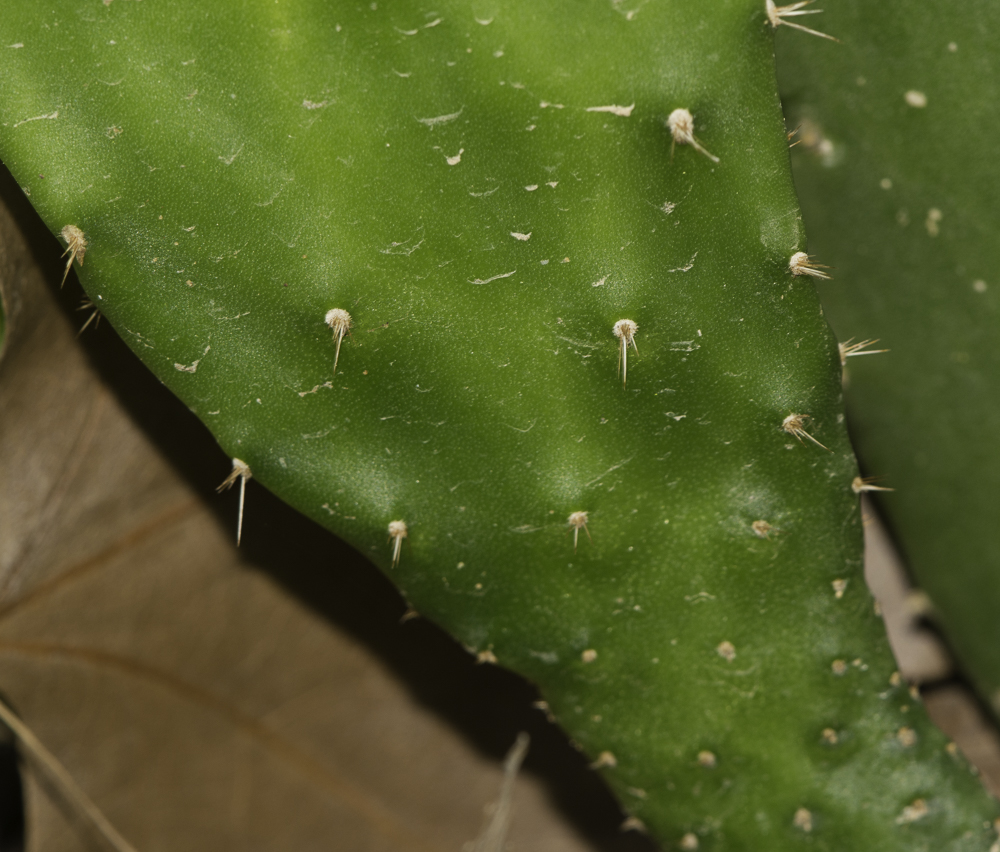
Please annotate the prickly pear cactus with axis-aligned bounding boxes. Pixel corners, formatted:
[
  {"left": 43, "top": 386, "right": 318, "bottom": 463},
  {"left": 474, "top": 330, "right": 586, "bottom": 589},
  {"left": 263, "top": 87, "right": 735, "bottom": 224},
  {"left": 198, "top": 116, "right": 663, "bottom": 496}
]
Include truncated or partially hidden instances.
[
  {"left": 777, "top": 0, "right": 1000, "bottom": 714},
  {"left": 2, "top": 1, "right": 997, "bottom": 848}
]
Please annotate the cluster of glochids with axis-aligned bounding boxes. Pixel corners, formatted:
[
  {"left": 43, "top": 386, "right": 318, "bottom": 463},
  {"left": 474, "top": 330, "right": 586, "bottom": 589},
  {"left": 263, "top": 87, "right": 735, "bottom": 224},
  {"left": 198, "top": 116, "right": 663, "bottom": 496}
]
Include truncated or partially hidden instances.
[{"left": 59, "top": 2, "right": 850, "bottom": 559}]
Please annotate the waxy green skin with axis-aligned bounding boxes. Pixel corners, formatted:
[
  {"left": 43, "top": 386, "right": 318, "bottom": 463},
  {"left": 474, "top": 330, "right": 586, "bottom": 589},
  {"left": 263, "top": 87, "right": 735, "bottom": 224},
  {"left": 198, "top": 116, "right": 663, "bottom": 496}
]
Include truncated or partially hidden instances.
[
  {"left": 2, "top": 1, "right": 997, "bottom": 848},
  {"left": 777, "top": 1, "right": 1000, "bottom": 713}
]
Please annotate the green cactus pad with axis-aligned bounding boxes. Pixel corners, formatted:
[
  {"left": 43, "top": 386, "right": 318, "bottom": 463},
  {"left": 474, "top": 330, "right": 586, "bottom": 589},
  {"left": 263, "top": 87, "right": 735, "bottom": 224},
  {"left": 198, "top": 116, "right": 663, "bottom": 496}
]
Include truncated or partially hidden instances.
[
  {"left": 777, "top": 0, "right": 1000, "bottom": 713},
  {"left": 2, "top": 1, "right": 997, "bottom": 847}
]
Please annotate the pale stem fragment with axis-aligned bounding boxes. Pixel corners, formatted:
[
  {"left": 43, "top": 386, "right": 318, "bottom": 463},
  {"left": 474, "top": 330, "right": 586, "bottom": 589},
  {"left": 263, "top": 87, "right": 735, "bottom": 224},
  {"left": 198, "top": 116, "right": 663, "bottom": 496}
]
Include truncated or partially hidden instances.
[
  {"left": 217, "top": 458, "right": 252, "bottom": 545},
  {"left": 325, "top": 308, "right": 353, "bottom": 373},
  {"left": 613, "top": 319, "right": 638, "bottom": 387},
  {"left": 667, "top": 109, "right": 719, "bottom": 163},
  {"left": 766, "top": 0, "right": 838, "bottom": 42},
  {"left": 59, "top": 224, "right": 88, "bottom": 288},
  {"left": 0, "top": 697, "right": 138, "bottom": 852}
]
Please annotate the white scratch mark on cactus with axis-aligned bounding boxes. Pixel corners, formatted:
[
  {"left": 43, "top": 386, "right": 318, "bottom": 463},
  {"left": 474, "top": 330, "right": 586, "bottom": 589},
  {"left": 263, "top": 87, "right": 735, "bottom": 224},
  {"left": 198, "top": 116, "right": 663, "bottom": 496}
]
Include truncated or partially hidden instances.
[
  {"left": 475, "top": 15, "right": 494, "bottom": 25},
  {"left": 7, "top": 43, "right": 25, "bottom": 49},
  {"left": 669, "top": 340, "right": 700, "bottom": 352},
  {"left": 510, "top": 231, "right": 531, "bottom": 241},
  {"left": 416, "top": 108, "right": 463, "bottom": 128},
  {"left": 684, "top": 592, "right": 716, "bottom": 604},
  {"left": 539, "top": 101, "right": 564, "bottom": 109},
  {"left": 217, "top": 459, "right": 252, "bottom": 546},
  {"left": 766, "top": 1, "right": 838, "bottom": 41},
  {"left": 555, "top": 336, "right": 600, "bottom": 350},
  {"left": 174, "top": 343, "right": 210, "bottom": 374},
  {"left": 506, "top": 418, "right": 536, "bottom": 433},
  {"left": 445, "top": 148, "right": 464, "bottom": 165},
  {"left": 255, "top": 190, "right": 281, "bottom": 207},
  {"left": 510, "top": 525, "right": 543, "bottom": 534},
  {"left": 586, "top": 103, "right": 635, "bottom": 117},
  {"left": 395, "top": 26, "right": 419, "bottom": 35},
  {"left": 585, "top": 458, "right": 633, "bottom": 489},
  {"left": 424, "top": 17, "right": 443, "bottom": 28},
  {"left": 525, "top": 184, "right": 539, "bottom": 191},
  {"left": 388, "top": 520, "right": 408, "bottom": 566},
  {"left": 467, "top": 733, "right": 529, "bottom": 852},
  {"left": 658, "top": 200, "right": 676, "bottom": 214},
  {"left": 393, "top": 69, "right": 411, "bottom": 77},
  {"left": 470, "top": 269, "right": 516, "bottom": 285},
  {"left": 13, "top": 110, "right": 58, "bottom": 128},
  {"left": 546, "top": 181, "right": 558, "bottom": 188},
  {"left": 302, "top": 99, "right": 329, "bottom": 110},
  {"left": 529, "top": 650, "right": 558, "bottom": 664},
  {"left": 297, "top": 381, "right": 335, "bottom": 397},
  {"left": 668, "top": 251, "right": 698, "bottom": 272},
  {"left": 592, "top": 276, "right": 608, "bottom": 287},
  {"left": 904, "top": 90, "right": 928, "bottom": 108},
  {"left": 302, "top": 428, "right": 334, "bottom": 439},
  {"left": 469, "top": 185, "right": 500, "bottom": 197},
  {"left": 380, "top": 233, "right": 424, "bottom": 255}
]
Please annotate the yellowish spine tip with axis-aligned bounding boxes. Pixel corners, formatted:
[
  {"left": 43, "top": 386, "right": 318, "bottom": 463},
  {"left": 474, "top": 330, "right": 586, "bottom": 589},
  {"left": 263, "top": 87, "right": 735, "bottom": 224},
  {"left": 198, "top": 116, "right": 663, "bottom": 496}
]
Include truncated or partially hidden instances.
[
  {"left": 388, "top": 519, "right": 408, "bottom": 566},
  {"left": 567, "top": 511, "right": 591, "bottom": 552},
  {"left": 59, "top": 225, "right": 88, "bottom": 288},
  {"left": 667, "top": 108, "right": 719, "bottom": 163},
  {"left": 217, "top": 458, "right": 252, "bottom": 546},
  {"left": 325, "top": 308, "right": 353, "bottom": 373}
]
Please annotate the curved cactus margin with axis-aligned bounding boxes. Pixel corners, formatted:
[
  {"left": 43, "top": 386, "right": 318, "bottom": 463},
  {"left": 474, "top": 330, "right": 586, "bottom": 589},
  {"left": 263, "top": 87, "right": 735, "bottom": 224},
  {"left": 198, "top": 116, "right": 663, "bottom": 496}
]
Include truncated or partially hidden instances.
[
  {"left": 777, "top": 0, "right": 1000, "bottom": 720},
  {"left": 1, "top": 1, "right": 997, "bottom": 848}
]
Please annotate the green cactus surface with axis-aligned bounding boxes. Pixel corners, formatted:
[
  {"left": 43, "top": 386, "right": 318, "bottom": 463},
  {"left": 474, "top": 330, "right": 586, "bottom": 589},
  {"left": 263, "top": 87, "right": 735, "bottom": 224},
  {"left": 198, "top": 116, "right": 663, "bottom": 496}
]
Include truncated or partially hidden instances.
[
  {"left": 777, "top": 0, "right": 1000, "bottom": 713},
  {"left": 2, "top": 1, "right": 998, "bottom": 848}
]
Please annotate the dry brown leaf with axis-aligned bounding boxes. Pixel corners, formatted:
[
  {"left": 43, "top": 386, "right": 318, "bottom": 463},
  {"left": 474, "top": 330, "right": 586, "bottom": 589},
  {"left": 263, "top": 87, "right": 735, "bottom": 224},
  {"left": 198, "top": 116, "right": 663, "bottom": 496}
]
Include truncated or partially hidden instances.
[{"left": 0, "top": 173, "right": 650, "bottom": 851}]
